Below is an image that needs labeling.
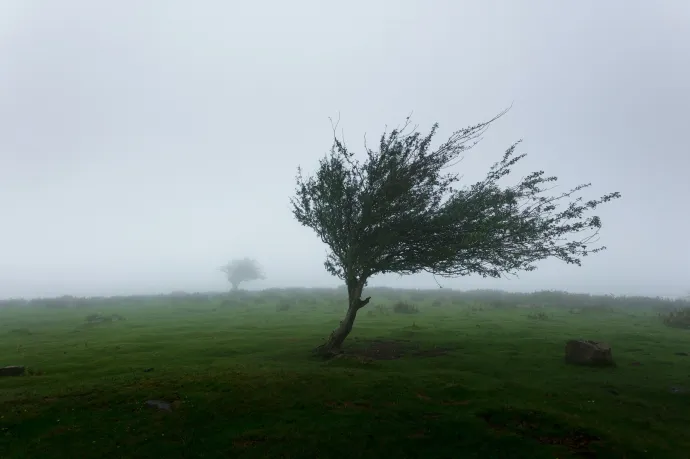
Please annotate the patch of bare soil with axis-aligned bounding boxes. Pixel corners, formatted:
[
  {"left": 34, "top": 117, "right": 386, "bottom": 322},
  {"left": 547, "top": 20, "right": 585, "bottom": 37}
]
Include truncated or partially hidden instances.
[
  {"left": 324, "top": 400, "right": 373, "bottom": 410},
  {"left": 407, "top": 429, "right": 428, "bottom": 439},
  {"left": 478, "top": 408, "right": 602, "bottom": 457},
  {"left": 347, "top": 338, "right": 418, "bottom": 360},
  {"left": 232, "top": 434, "right": 267, "bottom": 448},
  {"left": 412, "top": 346, "right": 453, "bottom": 357},
  {"left": 346, "top": 339, "right": 453, "bottom": 360},
  {"left": 440, "top": 399, "right": 471, "bottom": 406}
]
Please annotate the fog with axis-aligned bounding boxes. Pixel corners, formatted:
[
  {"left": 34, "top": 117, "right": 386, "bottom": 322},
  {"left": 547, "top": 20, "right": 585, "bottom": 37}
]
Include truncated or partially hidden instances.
[{"left": 1, "top": 1, "right": 688, "bottom": 299}]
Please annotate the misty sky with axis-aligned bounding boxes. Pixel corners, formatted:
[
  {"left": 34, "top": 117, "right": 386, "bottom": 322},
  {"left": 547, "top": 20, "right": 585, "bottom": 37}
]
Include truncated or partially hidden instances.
[{"left": 1, "top": 1, "right": 688, "bottom": 299}]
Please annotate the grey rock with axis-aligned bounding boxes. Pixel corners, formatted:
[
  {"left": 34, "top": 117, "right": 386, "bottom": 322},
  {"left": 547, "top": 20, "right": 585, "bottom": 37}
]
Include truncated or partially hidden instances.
[
  {"left": 0, "top": 366, "right": 25, "bottom": 377},
  {"left": 565, "top": 339, "right": 615, "bottom": 366},
  {"left": 145, "top": 400, "right": 172, "bottom": 411}
]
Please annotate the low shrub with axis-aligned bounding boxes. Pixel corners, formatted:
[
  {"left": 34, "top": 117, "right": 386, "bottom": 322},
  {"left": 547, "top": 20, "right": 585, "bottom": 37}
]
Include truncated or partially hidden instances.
[
  {"left": 374, "top": 304, "right": 390, "bottom": 315},
  {"left": 579, "top": 304, "right": 616, "bottom": 314},
  {"left": 527, "top": 311, "right": 549, "bottom": 321},
  {"left": 220, "top": 298, "right": 242, "bottom": 308},
  {"left": 660, "top": 308, "right": 690, "bottom": 329},
  {"left": 84, "top": 313, "right": 125, "bottom": 325},
  {"left": 393, "top": 302, "right": 419, "bottom": 314},
  {"left": 8, "top": 328, "right": 31, "bottom": 335},
  {"left": 276, "top": 300, "right": 292, "bottom": 312}
]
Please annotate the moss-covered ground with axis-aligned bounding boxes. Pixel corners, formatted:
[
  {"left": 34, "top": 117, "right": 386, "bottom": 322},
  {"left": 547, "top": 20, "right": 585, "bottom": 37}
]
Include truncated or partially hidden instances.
[{"left": 1, "top": 289, "right": 688, "bottom": 458}]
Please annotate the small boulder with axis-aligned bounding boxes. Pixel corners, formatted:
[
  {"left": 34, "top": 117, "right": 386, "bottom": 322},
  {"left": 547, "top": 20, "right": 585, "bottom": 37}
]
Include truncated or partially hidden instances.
[
  {"left": 565, "top": 340, "right": 614, "bottom": 366},
  {"left": 0, "top": 366, "right": 25, "bottom": 377},
  {"left": 145, "top": 400, "right": 172, "bottom": 411}
]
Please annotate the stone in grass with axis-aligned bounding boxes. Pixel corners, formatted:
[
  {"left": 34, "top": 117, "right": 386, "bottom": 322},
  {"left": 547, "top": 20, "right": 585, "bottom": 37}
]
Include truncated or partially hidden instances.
[
  {"left": 144, "top": 400, "right": 182, "bottom": 412},
  {"left": 0, "top": 366, "right": 25, "bottom": 377},
  {"left": 145, "top": 400, "right": 172, "bottom": 411},
  {"left": 565, "top": 339, "right": 615, "bottom": 367}
]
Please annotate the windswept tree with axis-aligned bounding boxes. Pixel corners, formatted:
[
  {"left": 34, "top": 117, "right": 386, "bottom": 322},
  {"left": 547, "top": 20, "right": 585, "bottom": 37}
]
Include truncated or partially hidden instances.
[
  {"left": 291, "top": 110, "right": 621, "bottom": 356},
  {"left": 220, "top": 257, "right": 265, "bottom": 291}
]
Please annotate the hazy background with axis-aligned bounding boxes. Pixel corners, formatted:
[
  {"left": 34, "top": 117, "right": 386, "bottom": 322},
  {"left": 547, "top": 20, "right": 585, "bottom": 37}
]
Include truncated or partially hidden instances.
[{"left": 1, "top": 0, "right": 688, "bottom": 299}]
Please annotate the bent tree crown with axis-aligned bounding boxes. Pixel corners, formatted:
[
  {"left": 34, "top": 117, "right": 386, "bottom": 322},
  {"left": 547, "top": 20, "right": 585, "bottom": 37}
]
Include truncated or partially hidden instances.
[{"left": 290, "top": 110, "right": 621, "bottom": 355}]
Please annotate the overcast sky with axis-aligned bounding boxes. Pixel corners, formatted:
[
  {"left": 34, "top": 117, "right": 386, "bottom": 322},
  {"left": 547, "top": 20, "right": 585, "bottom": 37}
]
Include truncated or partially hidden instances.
[{"left": 1, "top": 0, "right": 688, "bottom": 299}]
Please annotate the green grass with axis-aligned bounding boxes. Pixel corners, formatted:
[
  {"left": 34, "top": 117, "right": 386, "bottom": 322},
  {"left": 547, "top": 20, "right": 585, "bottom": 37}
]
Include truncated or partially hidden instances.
[{"left": 1, "top": 292, "right": 689, "bottom": 458}]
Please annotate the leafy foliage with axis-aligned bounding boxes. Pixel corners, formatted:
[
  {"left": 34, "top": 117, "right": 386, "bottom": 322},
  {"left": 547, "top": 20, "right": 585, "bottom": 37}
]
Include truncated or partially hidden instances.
[
  {"left": 84, "top": 313, "right": 125, "bottom": 325},
  {"left": 219, "top": 257, "right": 265, "bottom": 291},
  {"left": 2, "top": 288, "right": 686, "bottom": 312},
  {"left": 392, "top": 302, "right": 419, "bottom": 314},
  {"left": 659, "top": 308, "right": 690, "bottom": 329},
  {"left": 374, "top": 304, "right": 391, "bottom": 315},
  {"left": 527, "top": 311, "right": 550, "bottom": 320},
  {"left": 291, "top": 111, "right": 620, "bottom": 287},
  {"left": 290, "top": 110, "right": 621, "bottom": 351},
  {"left": 276, "top": 300, "right": 292, "bottom": 312}
]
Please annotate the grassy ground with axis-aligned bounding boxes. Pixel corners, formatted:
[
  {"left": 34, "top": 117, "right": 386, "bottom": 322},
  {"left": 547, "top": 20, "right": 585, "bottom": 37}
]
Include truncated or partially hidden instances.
[{"left": 0, "top": 291, "right": 689, "bottom": 458}]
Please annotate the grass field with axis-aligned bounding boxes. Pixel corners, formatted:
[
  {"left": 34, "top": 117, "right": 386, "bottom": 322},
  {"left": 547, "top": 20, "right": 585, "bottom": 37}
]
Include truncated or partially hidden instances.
[{"left": 1, "top": 288, "right": 689, "bottom": 458}]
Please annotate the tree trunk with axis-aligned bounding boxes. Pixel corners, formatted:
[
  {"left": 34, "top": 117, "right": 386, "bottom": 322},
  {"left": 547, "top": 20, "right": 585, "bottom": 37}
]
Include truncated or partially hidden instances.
[
  {"left": 230, "top": 281, "right": 240, "bottom": 292},
  {"left": 314, "top": 280, "right": 371, "bottom": 357}
]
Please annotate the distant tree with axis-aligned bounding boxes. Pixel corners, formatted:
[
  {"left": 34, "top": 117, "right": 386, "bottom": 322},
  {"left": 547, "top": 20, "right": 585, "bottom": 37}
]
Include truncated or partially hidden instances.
[
  {"left": 291, "top": 110, "right": 621, "bottom": 356},
  {"left": 220, "top": 258, "right": 265, "bottom": 291}
]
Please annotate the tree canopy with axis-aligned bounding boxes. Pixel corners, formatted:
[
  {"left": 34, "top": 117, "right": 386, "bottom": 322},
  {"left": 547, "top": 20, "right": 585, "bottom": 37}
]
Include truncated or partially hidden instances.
[
  {"left": 220, "top": 257, "right": 265, "bottom": 291},
  {"left": 291, "top": 110, "right": 621, "bottom": 355}
]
